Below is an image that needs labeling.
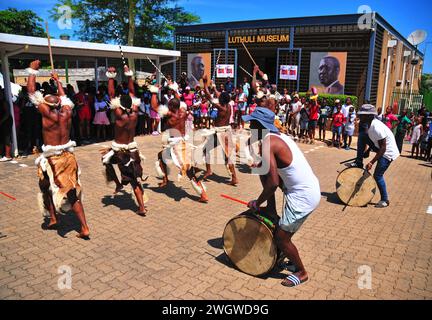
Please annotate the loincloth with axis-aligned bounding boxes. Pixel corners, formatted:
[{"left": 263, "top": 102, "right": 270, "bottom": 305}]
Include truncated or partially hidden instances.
[
  {"left": 101, "top": 141, "right": 145, "bottom": 185},
  {"left": 161, "top": 135, "right": 198, "bottom": 174},
  {"left": 201, "top": 125, "right": 236, "bottom": 161},
  {"left": 35, "top": 141, "right": 82, "bottom": 216}
]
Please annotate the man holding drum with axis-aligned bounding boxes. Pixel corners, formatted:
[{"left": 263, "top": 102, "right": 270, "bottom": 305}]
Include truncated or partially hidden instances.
[
  {"left": 357, "top": 104, "right": 399, "bottom": 208},
  {"left": 243, "top": 107, "right": 321, "bottom": 287}
]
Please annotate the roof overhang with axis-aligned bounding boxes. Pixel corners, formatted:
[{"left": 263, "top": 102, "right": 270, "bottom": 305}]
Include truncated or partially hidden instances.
[{"left": 0, "top": 33, "right": 180, "bottom": 60}]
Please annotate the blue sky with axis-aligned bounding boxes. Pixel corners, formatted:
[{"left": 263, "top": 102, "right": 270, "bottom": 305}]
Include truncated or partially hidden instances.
[{"left": 2, "top": 0, "right": 432, "bottom": 72}]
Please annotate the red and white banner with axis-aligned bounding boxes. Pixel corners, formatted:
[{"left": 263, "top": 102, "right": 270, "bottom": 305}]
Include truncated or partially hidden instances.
[
  {"left": 279, "top": 65, "right": 298, "bottom": 80},
  {"left": 216, "top": 64, "right": 235, "bottom": 78}
]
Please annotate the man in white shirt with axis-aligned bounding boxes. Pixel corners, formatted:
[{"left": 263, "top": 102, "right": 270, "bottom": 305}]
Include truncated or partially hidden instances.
[{"left": 357, "top": 104, "right": 400, "bottom": 208}]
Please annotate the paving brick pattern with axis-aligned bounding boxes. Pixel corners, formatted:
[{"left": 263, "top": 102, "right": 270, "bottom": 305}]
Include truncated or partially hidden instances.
[{"left": 0, "top": 134, "right": 431, "bottom": 300}]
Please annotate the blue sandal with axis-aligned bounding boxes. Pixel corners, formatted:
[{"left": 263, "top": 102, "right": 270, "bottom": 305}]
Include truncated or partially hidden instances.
[{"left": 281, "top": 274, "right": 308, "bottom": 287}]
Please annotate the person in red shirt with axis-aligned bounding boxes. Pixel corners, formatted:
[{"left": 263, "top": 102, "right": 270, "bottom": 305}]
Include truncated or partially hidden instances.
[
  {"left": 331, "top": 104, "right": 345, "bottom": 148},
  {"left": 308, "top": 98, "right": 320, "bottom": 144},
  {"left": 74, "top": 85, "right": 92, "bottom": 141}
]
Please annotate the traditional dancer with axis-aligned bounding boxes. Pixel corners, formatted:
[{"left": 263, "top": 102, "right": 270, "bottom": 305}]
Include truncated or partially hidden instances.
[
  {"left": 151, "top": 81, "right": 209, "bottom": 202},
  {"left": 27, "top": 60, "right": 90, "bottom": 239},
  {"left": 201, "top": 75, "right": 238, "bottom": 186},
  {"left": 101, "top": 65, "right": 148, "bottom": 216}
]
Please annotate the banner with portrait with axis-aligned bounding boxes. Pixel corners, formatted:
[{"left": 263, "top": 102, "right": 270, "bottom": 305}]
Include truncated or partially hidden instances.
[
  {"left": 309, "top": 52, "right": 347, "bottom": 95},
  {"left": 187, "top": 53, "right": 211, "bottom": 88}
]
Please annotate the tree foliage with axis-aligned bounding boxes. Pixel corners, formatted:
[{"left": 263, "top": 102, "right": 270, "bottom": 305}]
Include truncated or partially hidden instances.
[
  {"left": 0, "top": 8, "right": 46, "bottom": 37},
  {"left": 49, "top": 0, "right": 200, "bottom": 48}
]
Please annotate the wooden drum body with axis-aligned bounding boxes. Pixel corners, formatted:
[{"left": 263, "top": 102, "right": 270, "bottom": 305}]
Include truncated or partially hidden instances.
[
  {"left": 336, "top": 167, "right": 377, "bottom": 207},
  {"left": 223, "top": 211, "right": 277, "bottom": 277}
]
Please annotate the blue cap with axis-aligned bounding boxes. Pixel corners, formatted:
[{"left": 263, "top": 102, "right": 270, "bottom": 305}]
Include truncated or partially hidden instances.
[{"left": 242, "top": 107, "right": 279, "bottom": 133}]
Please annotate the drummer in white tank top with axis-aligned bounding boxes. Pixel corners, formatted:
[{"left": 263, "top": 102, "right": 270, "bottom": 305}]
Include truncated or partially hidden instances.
[{"left": 242, "top": 106, "right": 321, "bottom": 288}]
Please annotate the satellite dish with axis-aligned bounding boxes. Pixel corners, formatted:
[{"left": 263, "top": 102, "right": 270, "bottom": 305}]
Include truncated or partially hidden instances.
[{"left": 407, "top": 30, "right": 427, "bottom": 46}]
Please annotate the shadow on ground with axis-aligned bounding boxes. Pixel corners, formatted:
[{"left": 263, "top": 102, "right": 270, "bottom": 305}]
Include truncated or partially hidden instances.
[
  {"left": 147, "top": 181, "right": 201, "bottom": 202},
  {"left": 41, "top": 213, "right": 85, "bottom": 239},
  {"left": 321, "top": 191, "right": 343, "bottom": 206}
]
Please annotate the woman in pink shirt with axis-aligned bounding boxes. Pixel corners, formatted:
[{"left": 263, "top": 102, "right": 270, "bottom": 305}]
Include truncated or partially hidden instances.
[
  {"left": 382, "top": 106, "right": 398, "bottom": 130},
  {"left": 200, "top": 97, "right": 209, "bottom": 129},
  {"left": 182, "top": 86, "right": 194, "bottom": 108}
]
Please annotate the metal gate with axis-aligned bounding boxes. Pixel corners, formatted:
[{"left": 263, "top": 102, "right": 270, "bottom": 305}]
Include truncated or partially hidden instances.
[
  {"left": 212, "top": 48, "right": 238, "bottom": 88},
  {"left": 390, "top": 89, "right": 423, "bottom": 114},
  {"left": 276, "top": 48, "right": 302, "bottom": 93}
]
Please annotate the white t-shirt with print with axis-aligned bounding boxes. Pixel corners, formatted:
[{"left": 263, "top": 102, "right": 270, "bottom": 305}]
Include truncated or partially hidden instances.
[{"left": 368, "top": 119, "right": 400, "bottom": 161}]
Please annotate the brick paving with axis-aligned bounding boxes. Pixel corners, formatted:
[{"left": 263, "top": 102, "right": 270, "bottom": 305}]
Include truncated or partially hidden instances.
[{"left": 0, "top": 133, "right": 431, "bottom": 300}]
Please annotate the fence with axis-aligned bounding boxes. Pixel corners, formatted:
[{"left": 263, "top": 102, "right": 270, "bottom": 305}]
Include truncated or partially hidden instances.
[{"left": 390, "top": 89, "right": 424, "bottom": 114}]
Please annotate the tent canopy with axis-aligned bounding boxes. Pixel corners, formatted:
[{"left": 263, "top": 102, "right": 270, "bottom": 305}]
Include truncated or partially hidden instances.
[
  {"left": 0, "top": 33, "right": 180, "bottom": 157},
  {"left": 0, "top": 33, "right": 180, "bottom": 61}
]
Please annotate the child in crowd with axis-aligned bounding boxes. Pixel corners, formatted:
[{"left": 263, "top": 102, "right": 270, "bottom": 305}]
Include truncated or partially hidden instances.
[
  {"left": 299, "top": 101, "right": 310, "bottom": 143},
  {"left": 318, "top": 98, "right": 331, "bottom": 141},
  {"left": 410, "top": 118, "right": 423, "bottom": 158},
  {"left": 331, "top": 104, "right": 344, "bottom": 148},
  {"left": 343, "top": 106, "right": 356, "bottom": 150}
]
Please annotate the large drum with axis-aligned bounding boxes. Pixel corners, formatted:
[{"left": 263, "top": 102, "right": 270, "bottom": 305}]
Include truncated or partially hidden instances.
[
  {"left": 223, "top": 211, "right": 278, "bottom": 277},
  {"left": 336, "top": 167, "right": 377, "bottom": 207}
]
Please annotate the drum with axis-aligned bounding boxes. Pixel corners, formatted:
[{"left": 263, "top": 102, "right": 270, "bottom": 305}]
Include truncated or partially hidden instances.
[
  {"left": 336, "top": 167, "right": 377, "bottom": 207},
  {"left": 223, "top": 211, "right": 277, "bottom": 277}
]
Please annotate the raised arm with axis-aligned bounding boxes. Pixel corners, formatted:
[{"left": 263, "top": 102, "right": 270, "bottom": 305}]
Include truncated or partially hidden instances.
[
  {"left": 167, "top": 79, "right": 181, "bottom": 100},
  {"left": 51, "top": 72, "right": 65, "bottom": 96},
  {"left": 107, "top": 67, "right": 117, "bottom": 99},
  {"left": 202, "top": 75, "right": 216, "bottom": 100},
  {"left": 124, "top": 65, "right": 135, "bottom": 97},
  {"left": 26, "top": 60, "right": 40, "bottom": 95},
  {"left": 25, "top": 60, "right": 51, "bottom": 117}
]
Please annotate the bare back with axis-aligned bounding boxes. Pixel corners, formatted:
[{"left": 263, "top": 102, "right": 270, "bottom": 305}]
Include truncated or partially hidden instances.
[
  {"left": 38, "top": 103, "right": 73, "bottom": 146},
  {"left": 114, "top": 105, "right": 139, "bottom": 144}
]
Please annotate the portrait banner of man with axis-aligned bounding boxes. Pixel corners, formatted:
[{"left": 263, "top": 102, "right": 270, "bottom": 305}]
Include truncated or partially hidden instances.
[
  {"left": 309, "top": 52, "right": 347, "bottom": 95},
  {"left": 187, "top": 53, "right": 211, "bottom": 88}
]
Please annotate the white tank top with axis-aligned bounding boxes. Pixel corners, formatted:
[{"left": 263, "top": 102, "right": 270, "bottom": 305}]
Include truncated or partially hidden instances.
[{"left": 268, "top": 133, "right": 321, "bottom": 214}]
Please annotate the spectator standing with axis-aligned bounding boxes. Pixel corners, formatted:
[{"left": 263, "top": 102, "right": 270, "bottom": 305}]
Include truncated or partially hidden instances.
[
  {"left": 395, "top": 109, "right": 412, "bottom": 153},
  {"left": 331, "top": 104, "right": 344, "bottom": 148},
  {"left": 410, "top": 118, "right": 423, "bottom": 159},
  {"left": 318, "top": 98, "right": 331, "bottom": 141},
  {"left": 299, "top": 101, "right": 310, "bottom": 143},
  {"left": 225, "top": 77, "right": 234, "bottom": 94},
  {"left": 0, "top": 89, "right": 13, "bottom": 161},
  {"left": 308, "top": 98, "right": 319, "bottom": 144},
  {"left": 93, "top": 90, "right": 110, "bottom": 141},
  {"left": 343, "top": 106, "right": 356, "bottom": 150}
]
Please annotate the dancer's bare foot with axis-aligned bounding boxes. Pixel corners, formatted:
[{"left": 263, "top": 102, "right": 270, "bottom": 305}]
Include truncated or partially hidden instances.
[
  {"left": 136, "top": 207, "right": 148, "bottom": 216},
  {"left": 203, "top": 171, "right": 213, "bottom": 181},
  {"left": 47, "top": 219, "right": 58, "bottom": 229},
  {"left": 158, "top": 180, "right": 168, "bottom": 187},
  {"left": 114, "top": 184, "right": 124, "bottom": 194},
  {"left": 229, "top": 178, "right": 238, "bottom": 186},
  {"left": 76, "top": 227, "right": 90, "bottom": 240},
  {"left": 198, "top": 192, "right": 209, "bottom": 203}
]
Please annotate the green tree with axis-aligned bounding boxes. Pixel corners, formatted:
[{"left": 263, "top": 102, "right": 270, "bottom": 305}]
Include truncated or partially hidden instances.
[
  {"left": 49, "top": 0, "right": 200, "bottom": 49},
  {"left": 420, "top": 73, "right": 432, "bottom": 95},
  {"left": 0, "top": 8, "right": 46, "bottom": 37}
]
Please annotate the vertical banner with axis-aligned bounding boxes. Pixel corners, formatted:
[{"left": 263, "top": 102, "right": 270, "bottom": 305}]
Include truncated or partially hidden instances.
[
  {"left": 279, "top": 65, "right": 298, "bottom": 80},
  {"left": 309, "top": 52, "right": 347, "bottom": 94},
  {"left": 187, "top": 53, "right": 211, "bottom": 88}
]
